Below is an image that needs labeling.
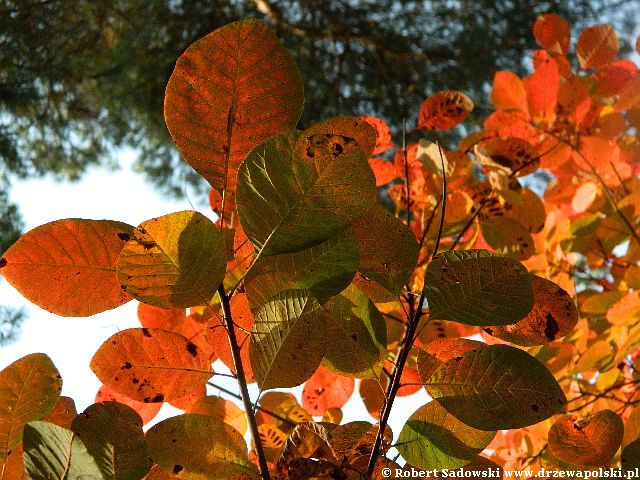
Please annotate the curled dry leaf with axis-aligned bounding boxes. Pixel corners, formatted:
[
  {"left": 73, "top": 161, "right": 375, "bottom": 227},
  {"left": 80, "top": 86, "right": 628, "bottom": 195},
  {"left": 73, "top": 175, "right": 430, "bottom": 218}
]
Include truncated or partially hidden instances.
[
  {"left": 483, "top": 275, "right": 579, "bottom": 346},
  {"left": 0, "top": 219, "right": 133, "bottom": 316},
  {"left": 548, "top": 409, "right": 623, "bottom": 466},
  {"left": 91, "top": 328, "right": 213, "bottom": 403},
  {"left": 418, "top": 90, "right": 474, "bottom": 130}
]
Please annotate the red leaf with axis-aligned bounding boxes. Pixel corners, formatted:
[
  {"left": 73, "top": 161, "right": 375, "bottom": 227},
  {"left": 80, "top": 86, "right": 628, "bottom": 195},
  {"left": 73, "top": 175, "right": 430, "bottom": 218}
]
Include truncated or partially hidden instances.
[
  {"left": 490, "top": 71, "right": 530, "bottom": 116},
  {"left": 577, "top": 24, "right": 619, "bottom": 70},
  {"left": 368, "top": 158, "right": 399, "bottom": 186},
  {"left": 418, "top": 91, "right": 474, "bottom": 130},
  {"left": 138, "top": 303, "right": 186, "bottom": 331},
  {"left": 533, "top": 13, "right": 570, "bottom": 55},
  {"left": 361, "top": 116, "right": 393, "bottom": 154},
  {"left": 524, "top": 55, "right": 559, "bottom": 122},
  {"left": 595, "top": 60, "right": 638, "bottom": 97},
  {"left": 301, "top": 366, "right": 354, "bottom": 415}
]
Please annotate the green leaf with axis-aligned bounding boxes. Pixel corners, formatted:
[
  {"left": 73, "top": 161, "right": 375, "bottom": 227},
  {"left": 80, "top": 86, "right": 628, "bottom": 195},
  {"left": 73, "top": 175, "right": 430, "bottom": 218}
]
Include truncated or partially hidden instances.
[
  {"left": 396, "top": 401, "right": 495, "bottom": 470},
  {"left": 164, "top": 18, "right": 304, "bottom": 195},
  {"left": 480, "top": 217, "right": 535, "bottom": 260},
  {"left": 0, "top": 353, "right": 62, "bottom": 460},
  {"left": 321, "top": 284, "right": 386, "bottom": 378},
  {"left": 244, "top": 231, "right": 359, "bottom": 311},
  {"left": 71, "top": 402, "right": 152, "bottom": 480},
  {"left": 116, "top": 211, "right": 226, "bottom": 308},
  {"left": 23, "top": 421, "right": 102, "bottom": 480},
  {"left": 146, "top": 414, "right": 258, "bottom": 479},
  {"left": 424, "top": 249, "right": 533, "bottom": 327},
  {"left": 236, "top": 130, "right": 376, "bottom": 257},
  {"left": 425, "top": 344, "right": 566, "bottom": 430},
  {"left": 348, "top": 202, "right": 419, "bottom": 296},
  {"left": 249, "top": 290, "right": 326, "bottom": 390}
]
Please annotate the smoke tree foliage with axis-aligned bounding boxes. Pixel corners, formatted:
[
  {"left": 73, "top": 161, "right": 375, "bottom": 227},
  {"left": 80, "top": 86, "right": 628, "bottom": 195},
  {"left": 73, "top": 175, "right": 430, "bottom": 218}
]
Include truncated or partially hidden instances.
[{"left": 2, "top": 13, "right": 640, "bottom": 479}]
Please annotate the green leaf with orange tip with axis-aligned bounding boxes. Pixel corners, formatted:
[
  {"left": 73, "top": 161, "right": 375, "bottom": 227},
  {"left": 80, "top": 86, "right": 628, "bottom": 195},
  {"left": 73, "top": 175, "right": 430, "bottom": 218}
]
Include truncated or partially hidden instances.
[
  {"left": 416, "top": 338, "right": 484, "bottom": 384},
  {"left": 348, "top": 202, "right": 419, "bottom": 296},
  {"left": 0, "top": 353, "right": 62, "bottom": 460},
  {"left": 424, "top": 250, "right": 533, "bottom": 327},
  {"left": 425, "top": 344, "right": 566, "bottom": 430},
  {"left": 244, "top": 231, "right": 359, "bottom": 311},
  {"left": 249, "top": 290, "right": 326, "bottom": 390},
  {"left": 116, "top": 211, "right": 226, "bottom": 309},
  {"left": 145, "top": 414, "right": 259, "bottom": 479},
  {"left": 22, "top": 421, "right": 102, "bottom": 480},
  {"left": 321, "top": 284, "right": 386, "bottom": 378},
  {"left": 90, "top": 328, "right": 213, "bottom": 403},
  {"left": 548, "top": 409, "right": 623, "bottom": 466},
  {"left": 236, "top": 129, "right": 376, "bottom": 257},
  {"left": 396, "top": 401, "right": 495, "bottom": 470},
  {"left": 164, "top": 18, "right": 303, "bottom": 195},
  {"left": 71, "top": 402, "right": 151, "bottom": 479},
  {"left": 0, "top": 219, "right": 133, "bottom": 316}
]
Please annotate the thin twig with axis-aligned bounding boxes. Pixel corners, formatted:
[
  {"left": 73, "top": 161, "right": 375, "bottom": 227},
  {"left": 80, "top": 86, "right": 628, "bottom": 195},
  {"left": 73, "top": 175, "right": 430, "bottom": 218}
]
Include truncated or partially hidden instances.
[{"left": 217, "top": 285, "right": 271, "bottom": 480}]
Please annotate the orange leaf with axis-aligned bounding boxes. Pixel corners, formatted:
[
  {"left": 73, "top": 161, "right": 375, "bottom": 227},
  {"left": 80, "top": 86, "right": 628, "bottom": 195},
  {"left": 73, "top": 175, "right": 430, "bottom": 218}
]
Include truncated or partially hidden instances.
[
  {"left": 549, "top": 410, "right": 623, "bottom": 466},
  {"left": 595, "top": 60, "right": 638, "bottom": 97},
  {"left": 607, "top": 292, "right": 640, "bottom": 326},
  {"left": 301, "top": 366, "right": 354, "bottom": 415},
  {"left": 614, "top": 72, "right": 640, "bottom": 112},
  {"left": 359, "top": 378, "right": 385, "bottom": 420},
  {"left": 577, "top": 24, "right": 619, "bottom": 70},
  {"left": 95, "top": 384, "right": 161, "bottom": 425},
  {"left": 524, "top": 55, "right": 559, "bottom": 122},
  {"left": 558, "top": 77, "right": 592, "bottom": 126},
  {"left": 361, "top": 116, "right": 393, "bottom": 154},
  {"left": 208, "top": 189, "right": 236, "bottom": 226},
  {"left": 484, "top": 275, "right": 578, "bottom": 346},
  {"left": 368, "top": 158, "right": 399, "bottom": 186},
  {"left": 169, "top": 383, "right": 206, "bottom": 410},
  {"left": 187, "top": 396, "right": 248, "bottom": 435},
  {"left": 296, "top": 116, "right": 378, "bottom": 159},
  {"left": 43, "top": 396, "right": 77, "bottom": 429},
  {"left": 91, "top": 328, "right": 213, "bottom": 403},
  {"left": 479, "top": 137, "right": 540, "bottom": 177},
  {"left": 164, "top": 18, "right": 303, "bottom": 195},
  {"left": 397, "top": 365, "right": 421, "bottom": 397},
  {"left": 1, "top": 219, "right": 133, "bottom": 316},
  {"left": 205, "top": 293, "right": 254, "bottom": 382},
  {"left": 138, "top": 303, "right": 186, "bottom": 331},
  {"left": 418, "top": 91, "right": 474, "bottom": 130},
  {"left": 0, "top": 353, "right": 62, "bottom": 458},
  {"left": 490, "top": 71, "right": 529, "bottom": 116},
  {"left": 533, "top": 13, "right": 570, "bottom": 55}
]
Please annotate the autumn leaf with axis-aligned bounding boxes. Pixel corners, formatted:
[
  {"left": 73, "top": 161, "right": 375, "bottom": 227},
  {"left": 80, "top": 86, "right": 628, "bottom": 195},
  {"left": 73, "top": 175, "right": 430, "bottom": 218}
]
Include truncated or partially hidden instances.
[
  {"left": 490, "top": 71, "right": 529, "bottom": 116},
  {"left": 622, "top": 407, "right": 640, "bottom": 471},
  {"left": 1, "top": 219, "right": 133, "bottom": 316},
  {"left": 424, "top": 250, "right": 534, "bottom": 326},
  {"left": 137, "top": 303, "right": 186, "bottom": 331},
  {"left": 186, "top": 396, "right": 248, "bottom": 435},
  {"left": 418, "top": 91, "right": 474, "bottom": 130},
  {"left": 117, "top": 211, "right": 226, "bottom": 309},
  {"left": 0, "top": 353, "right": 62, "bottom": 460},
  {"left": 576, "top": 24, "right": 619, "bottom": 70},
  {"left": 91, "top": 328, "right": 213, "bottom": 403},
  {"left": 164, "top": 18, "right": 303, "bottom": 197},
  {"left": 533, "top": 13, "right": 571, "bottom": 55},
  {"left": 361, "top": 116, "right": 393, "bottom": 154},
  {"left": 146, "top": 414, "right": 258, "bottom": 479},
  {"left": 301, "top": 367, "right": 355, "bottom": 416},
  {"left": 548, "top": 410, "right": 623, "bottom": 466},
  {"left": 43, "top": 396, "right": 77, "bottom": 430},
  {"left": 249, "top": 290, "right": 326, "bottom": 390},
  {"left": 95, "top": 384, "right": 161, "bottom": 425},
  {"left": 424, "top": 344, "right": 566, "bottom": 430},
  {"left": 396, "top": 401, "right": 495, "bottom": 470},
  {"left": 71, "top": 402, "right": 151, "bottom": 479},
  {"left": 237, "top": 130, "right": 376, "bottom": 256}
]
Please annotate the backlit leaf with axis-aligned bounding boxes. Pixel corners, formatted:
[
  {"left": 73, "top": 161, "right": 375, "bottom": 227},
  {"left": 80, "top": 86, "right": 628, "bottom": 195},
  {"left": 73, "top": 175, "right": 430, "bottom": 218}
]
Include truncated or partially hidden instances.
[
  {"left": 577, "top": 24, "right": 619, "bottom": 70},
  {"left": 43, "top": 396, "right": 77, "bottom": 429},
  {"left": 396, "top": 401, "right": 495, "bottom": 470},
  {"left": 0, "top": 219, "right": 133, "bottom": 316},
  {"left": 484, "top": 275, "right": 578, "bottom": 346},
  {"left": 146, "top": 414, "right": 258, "bottom": 479},
  {"left": 71, "top": 402, "right": 151, "bottom": 479},
  {"left": 91, "top": 328, "right": 213, "bottom": 403},
  {"left": 490, "top": 71, "right": 529, "bottom": 115},
  {"left": 361, "top": 116, "right": 393, "bottom": 154},
  {"left": 164, "top": 18, "right": 303, "bottom": 194},
  {"left": 479, "top": 137, "right": 540, "bottom": 176},
  {"left": 23, "top": 421, "right": 102, "bottom": 480},
  {"left": 622, "top": 407, "right": 640, "bottom": 471},
  {"left": 368, "top": 158, "right": 399, "bottom": 186},
  {"left": 425, "top": 344, "right": 566, "bottom": 430},
  {"left": 117, "top": 211, "right": 226, "bottom": 309},
  {"left": 301, "top": 367, "right": 354, "bottom": 416},
  {"left": 249, "top": 290, "right": 326, "bottom": 390},
  {"left": 533, "top": 14, "right": 570, "bottom": 55},
  {"left": 321, "top": 284, "right": 387, "bottom": 378},
  {"left": 424, "top": 250, "right": 534, "bottom": 327},
  {"left": 418, "top": 91, "right": 474, "bottom": 130},
  {"left": 244, "top": 231, "right": 359, "bottom": 311},
  {"left": 138, "top": 303, "right": 186, "bottom": 331},
  {"left": 0, "top": 353, "right": 62, "bottom": 459},
  {"left": 95, "top": 384, "right": 161, "bottom": 426},
  {"left": 237, "top": 130, "right": 376, "bottom": 256},
  {"left": 348, "top": 202, "right": 419, "bottom": 296},
  {"left": 358, "top": 378, "right": 385, "bottom": 420},
  {"left": 186, "top": 396, "right": 248, "bottom": 435},
  {"left": 606, "top": 291, "right": 640, "bottom": 326},
  {"left": 417, "top": 338, "right": 484, "bottom": 384},
  {"left": 548, "top": 410, "right": 623, "bottom": 466},
  {"left": 481, "top": 217, "right": 535, "bottom": 260}
]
